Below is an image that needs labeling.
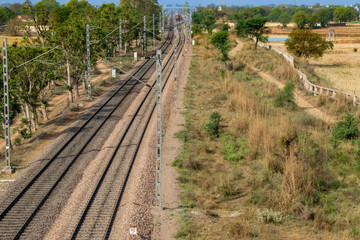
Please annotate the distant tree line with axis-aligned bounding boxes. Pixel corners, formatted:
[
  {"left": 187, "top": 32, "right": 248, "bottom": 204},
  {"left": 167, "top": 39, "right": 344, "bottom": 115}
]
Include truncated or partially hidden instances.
[{"left": 224, "top": 4, "right": 359, "bottom": 28}]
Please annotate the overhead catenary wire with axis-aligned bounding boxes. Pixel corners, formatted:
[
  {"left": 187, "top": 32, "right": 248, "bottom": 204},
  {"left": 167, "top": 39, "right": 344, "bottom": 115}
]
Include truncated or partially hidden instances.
[
  {"left": 96, "top": 54, "right": 152, "bottom": 88},
  {"left": 10, "top": 46, "right": 59, "bottom": 72}
]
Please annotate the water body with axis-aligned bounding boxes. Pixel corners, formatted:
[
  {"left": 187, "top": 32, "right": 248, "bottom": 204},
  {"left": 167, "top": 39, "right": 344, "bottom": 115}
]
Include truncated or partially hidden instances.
[{"left": 268, "top": 37, "right": 288, "bottom": 42}]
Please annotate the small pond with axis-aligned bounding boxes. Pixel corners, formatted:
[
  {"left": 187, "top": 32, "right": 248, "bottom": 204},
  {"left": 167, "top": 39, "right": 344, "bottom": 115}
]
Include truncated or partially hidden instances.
[{"left": 268, "top": 37, "right": 288, "bottom": 42}]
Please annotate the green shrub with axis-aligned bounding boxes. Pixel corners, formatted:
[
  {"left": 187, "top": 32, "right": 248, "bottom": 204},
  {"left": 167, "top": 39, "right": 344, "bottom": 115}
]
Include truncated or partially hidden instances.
[
  {"left": 204, "top": 112, "right": 221, "bottom": 137},
  {"left": 256, "top": 209, "right": 283, "bottom": 224},
  {"left": 19, "top": 128, "right": 32, "bottom": 139},
  {"left": 273, "top": 81, "right": 296, "bottom": 110},
  {"left": 221, "top": 133, "right": 249, "bottom": 162},
  {"left": 14, "top": 137, "right": 21, "bottom": 146},
  {"left": 332, "top": 113, "right": 359, "bottom": 140}
]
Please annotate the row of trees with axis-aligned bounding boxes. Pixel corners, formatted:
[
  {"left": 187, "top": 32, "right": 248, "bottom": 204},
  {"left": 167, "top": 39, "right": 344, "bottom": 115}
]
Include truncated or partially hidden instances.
[
  {"left": 0, "top": 0, "right": 161, "bottom": 139},
  {"left": 206, "top": 14, "right": 332, "bottom": 64},
  {"left": 293, "top": 6, "right": 356, "bottom": 29},
  {"left": 226, "top": 4, "right": 359, "bottom": 28}
]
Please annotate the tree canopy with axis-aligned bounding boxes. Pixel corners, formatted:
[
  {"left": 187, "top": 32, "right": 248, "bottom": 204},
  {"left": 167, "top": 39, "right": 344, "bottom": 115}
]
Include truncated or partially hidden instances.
[
  {"left": 236, "top": 16, "right": 271, "bottom": 50},
  {"left": 285, "top": 29, "right": 333, "bottom": 60},
  {"left": 210, "top": 30, "right": 231, "bottom": 61}
]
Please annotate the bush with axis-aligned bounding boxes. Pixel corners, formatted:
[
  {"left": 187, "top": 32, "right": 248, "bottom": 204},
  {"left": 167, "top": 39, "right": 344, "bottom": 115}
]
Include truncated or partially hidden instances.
[
  {"left": 19, "top": 128, "right": 32, "bottom": 139},
  {"left": 221, "top": 133, "right": 249, "bottom": 162},
  {"left": 332, "top": 113, "right": 359, "bottom": 140},
  {"left": 256, "top": 209, "right": 283, "bottom": 224},
  {"left": 274, "top": 81, "right": 296, "bottom": 110},
  {"left": 14, "top": 137, "right": 21, "bottom": 146},
  {"left": 204, "top": 112, "right": 221, "bottom": 137}
]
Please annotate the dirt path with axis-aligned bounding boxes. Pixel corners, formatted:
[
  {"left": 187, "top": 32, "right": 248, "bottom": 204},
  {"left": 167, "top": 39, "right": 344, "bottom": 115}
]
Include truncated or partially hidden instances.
[
  {"left": 230, "top": 39, "right": 336, "bottom": 125},
  {"left": 153, "top": 44, "right": 192, "bottom": 240}
]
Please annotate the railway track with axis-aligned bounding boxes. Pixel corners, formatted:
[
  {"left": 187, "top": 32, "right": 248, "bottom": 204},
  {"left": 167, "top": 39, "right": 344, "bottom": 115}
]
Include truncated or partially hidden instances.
[
  {"left": 69, "top": 22, "right": 185, "bottom": 240},
  {"left": 0, "top": 25, "right": 175, "bottom": 240}
]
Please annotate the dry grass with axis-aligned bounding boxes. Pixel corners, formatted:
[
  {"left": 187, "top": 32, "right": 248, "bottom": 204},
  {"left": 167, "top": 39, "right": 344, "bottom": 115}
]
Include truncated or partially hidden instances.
[
  {"left": 175, "top": 34, "right": 360, "bottom": 240},
  {"left": 267, "top": 39, "right": 360, "bottom": 95}
]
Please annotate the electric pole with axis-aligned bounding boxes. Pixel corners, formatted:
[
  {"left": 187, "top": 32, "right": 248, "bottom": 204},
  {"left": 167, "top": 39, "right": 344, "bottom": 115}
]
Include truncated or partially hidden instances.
[
  {"left": 2, "top": 37, "right": 11, "bottom": 172},
  {"left": 155, "top": 49, "right": 162, "bottom": 208},
  {"left": 86, "top": 24, "right": 92, "bottom": 100}
]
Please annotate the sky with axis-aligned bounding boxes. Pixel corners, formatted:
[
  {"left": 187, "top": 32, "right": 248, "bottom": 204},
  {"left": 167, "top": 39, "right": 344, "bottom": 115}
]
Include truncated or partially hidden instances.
[{"left": 0, "top": 0, "right": 359, "bottom": 6}]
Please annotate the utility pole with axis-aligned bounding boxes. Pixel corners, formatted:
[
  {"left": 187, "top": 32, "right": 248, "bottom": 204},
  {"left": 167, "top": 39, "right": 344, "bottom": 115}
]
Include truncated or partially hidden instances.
[
  {"left": 86, "top": 24, "right": 92, "bottom": 100},
  {"left": 2, "top": 38, "right": 11, "bottom": 172},
  {"left": 155, "top": 49, "right": 162, "bottom": 208},
  {"left": 153, "top": 14, "right": 155, "bottom": 48},
  {"left": 174, "top": 27, "right": 177, "bottom": 104},
  {"left": 144, "top": 16, "right": 146, "bottom": 53},
  {"left": 119, "top": 19, "right": 122, "bottom": 66}
]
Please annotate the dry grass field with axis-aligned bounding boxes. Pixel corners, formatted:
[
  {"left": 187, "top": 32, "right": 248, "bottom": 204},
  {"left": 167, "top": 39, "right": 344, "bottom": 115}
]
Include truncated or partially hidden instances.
[
  {"left": 0, "top": 35, "right": 25, "bottom": 45},
  {"left": 265, "top": 24, "right": 360, "bottom": 95},
  {"left": 174, "top": 34, "right": 360, "bottom": 239}
]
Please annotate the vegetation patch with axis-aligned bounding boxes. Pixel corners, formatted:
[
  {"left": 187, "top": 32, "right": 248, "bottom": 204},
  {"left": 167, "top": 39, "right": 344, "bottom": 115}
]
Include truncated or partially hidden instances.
[{"left": 175, "top": 33, "right": 360, "bottom": 239}]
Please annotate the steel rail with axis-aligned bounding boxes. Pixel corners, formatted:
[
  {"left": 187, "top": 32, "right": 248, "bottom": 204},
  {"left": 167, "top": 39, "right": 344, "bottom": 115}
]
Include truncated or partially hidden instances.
[
  {"left": 70, "top": 22, "right": 184, "bottom": 239},
  {"left": 0, "top": 34, "right": 173, "bottom": 240},
  {"left": 103, "top": 25, "right": 186, "bottom": 240}
]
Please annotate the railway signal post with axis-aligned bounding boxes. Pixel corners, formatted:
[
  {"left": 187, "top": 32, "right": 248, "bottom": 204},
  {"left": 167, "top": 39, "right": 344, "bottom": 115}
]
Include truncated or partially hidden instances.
[
  {"left": 155, "top": 49, "right": 162, "bottom": 208},
  {"left": 2, "top": 37, "right": 11, "bottom": 172}
]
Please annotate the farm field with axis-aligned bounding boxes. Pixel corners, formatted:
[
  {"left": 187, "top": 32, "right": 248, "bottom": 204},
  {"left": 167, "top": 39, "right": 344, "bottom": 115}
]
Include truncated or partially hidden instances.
[
  {"left": 0, "top": 35, "right": 24, "bottom": 45},
  {"left": 266, "top": 24, "right": 360, "bottom": 95}
]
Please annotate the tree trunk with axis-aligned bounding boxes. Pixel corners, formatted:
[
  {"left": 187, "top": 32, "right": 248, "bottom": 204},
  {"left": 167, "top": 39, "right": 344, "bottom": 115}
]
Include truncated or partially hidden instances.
[
  {"left": 66, "top": 58, "right": 73, "bottom": 103},
  {"left": 24, "top": 102, "right": 32, "bottom": 131},
  {"left": 74, "top": 78, "right": 79, "bottom": 98},
  {"left": 40, "top": 92, "right": 49, "bottom": 121},
  {"left": 40, "top": 102, "right": 49, "bottom": 121},
  {"left": 82, "top": 71, "right": 86, "bottom": 93},
  {"left": 31, "top": 111, "right": 37, "bottom": 131},
  {"left": 255, "top": 38, "right": 259, "bottom": 50}
]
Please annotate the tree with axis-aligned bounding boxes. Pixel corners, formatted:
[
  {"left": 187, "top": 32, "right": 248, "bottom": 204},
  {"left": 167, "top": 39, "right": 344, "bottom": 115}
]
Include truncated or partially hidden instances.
[
  {"left": 285, "top": 29, "right": 333, "bottom": 60},
  {"left": 279, "top": 12, "right": 291, "bottom": 27},
  {"left": 8, "top": 43, "right": 56, "bottom": 130},
  {"left": 0, "top": 7, "right": 15, "bottom": 24},
  {"left": 48, "top": 3, "right": 97, "bottom": 102},
  {"left": 317, "top": 8, "right": 331, "bottom": 27},
  {"left": 333, "top": 7, "right": 354, "bottom": 23},
  {"left": 210, "top": 31, "right": 231, "bottom": 61},
  {"left": 236, "top": 16, "right": 271, "bottom": 50},
  {"left": 267, "top": 7, "right": 281, "bottom": 22},
  {"left": 308, "top": 13, "right": 319, "bottom": 29},
  {"left": 5, "top": 17, "right": 23, "bottom": 36},
  {"left": 22, "top": 0, "right": 54, "bottom": 45},
  {"left": 192, "top": 7, "right": 216, "bottom": 34},
  {"left": 293, "top": 10, "right": 309, "bottom": 29},
  {"left": 34, "top": 0, "right": 59, "bottom": 11}
]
